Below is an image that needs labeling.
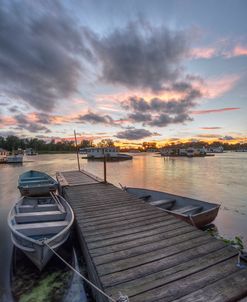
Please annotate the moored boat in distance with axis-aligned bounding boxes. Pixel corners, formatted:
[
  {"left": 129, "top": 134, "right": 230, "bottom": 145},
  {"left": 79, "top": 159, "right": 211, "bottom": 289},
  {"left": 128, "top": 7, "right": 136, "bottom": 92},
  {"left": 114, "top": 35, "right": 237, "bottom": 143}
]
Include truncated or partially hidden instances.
[
  {"left": 18, "top": 170, "right": 58, "bottom": 196},
  {"left": 25, "top": 148, "right": 38, "bottom": 156},
  {"left": 80, "top": 147, "right": 132, "bottom": 161},
  {"left": 6, "top": 154, "right": 23, "bottom": 163},
  {"left": 125, "top": 187, "right": 220, "bottom": 228},
  {"left": 160, "top": 146, "right": 215, "bottom": 157},
  {"left": 8, "top": 193, "right": 74, "bottom": 270}
]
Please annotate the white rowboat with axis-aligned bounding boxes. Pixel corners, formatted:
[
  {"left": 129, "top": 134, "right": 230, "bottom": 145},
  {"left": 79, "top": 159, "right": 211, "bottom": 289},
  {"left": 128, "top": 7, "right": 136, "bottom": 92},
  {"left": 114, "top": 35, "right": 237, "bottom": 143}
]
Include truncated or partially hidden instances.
[{"left": 8, "top": 193, "right": 74, "bottom": 270}]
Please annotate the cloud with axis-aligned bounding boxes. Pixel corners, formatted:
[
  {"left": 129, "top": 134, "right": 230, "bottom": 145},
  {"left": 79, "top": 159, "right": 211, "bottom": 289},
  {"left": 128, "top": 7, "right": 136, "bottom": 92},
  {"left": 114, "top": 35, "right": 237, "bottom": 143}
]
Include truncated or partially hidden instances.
[
  {"left": 86, "top": 20, "right": 189, "bottom": 91},
  {"left": 200, "top": 127, "right": 222, "bottom": 130},
  {"left": 190, "top": 44, "right": 247, "bottom": 60},
  {"left": 192, "top": 107, "right": 240, "bottom": 114},
  {"left": 14, "top": 114, "right": 51, "bottom": 133},
  {"left": 77, "top": 112, "right": 114, "bottom": 125},
  {"left": 122, "top": 85, "right": 201, "bottom": 127},
  {"left": 196, "top": 134, "right": 221, "bottom": 138},
  {"left": 232, "top": 45, "right": 247, "bottom": 57},
  {"left": 115, "top": 128, "right": 160, "bottom": 140},
  {"left": 220, "top": 135, "right": 234, "bottom": 141},
  {"left": 0, "top": 1, "right": 92, "bottom": 111},
  {"left": 190, "top": 47, "right": 216, "bottom": 59}
]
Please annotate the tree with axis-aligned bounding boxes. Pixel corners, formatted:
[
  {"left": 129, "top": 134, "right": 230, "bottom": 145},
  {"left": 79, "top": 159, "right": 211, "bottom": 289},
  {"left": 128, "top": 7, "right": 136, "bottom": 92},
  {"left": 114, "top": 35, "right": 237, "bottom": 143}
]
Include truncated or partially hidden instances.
[
  {"left": 80, "top": 139, "right": 93, "bottom": 148},
  {"left": 142, "top": 142, "right": 157, "bottom": 150},
  {"left": 97, "top": 139, "right": 115, "bottom": 148}
]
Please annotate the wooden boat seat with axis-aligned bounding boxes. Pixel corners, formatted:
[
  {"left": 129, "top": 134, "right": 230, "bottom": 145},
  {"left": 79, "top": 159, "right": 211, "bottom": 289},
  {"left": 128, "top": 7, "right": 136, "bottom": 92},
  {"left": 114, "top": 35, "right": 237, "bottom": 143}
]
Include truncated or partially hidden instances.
[
  {"left": 21, "top": 177, "right": 46, "bottom": 181},
  {"left": 21, "top": 179, "right": 51, "bottom": 184},
  {"left": 19, "top": 204, "right": 58, "bottom": 213},
  {"left": 150, "top": 198, "right": 176, "bottom": 207},
  {"left": 15, "top": 211, "right": 66, "bottom": 223},
  {"left": 139, "top": 195, "right": 151, "bottom": 201},
  {"left": 15, "top": 221, "right": 68, "bottom": 236},
  {"left": 173, "top": 205, "right": 203, "bottom": 214}
]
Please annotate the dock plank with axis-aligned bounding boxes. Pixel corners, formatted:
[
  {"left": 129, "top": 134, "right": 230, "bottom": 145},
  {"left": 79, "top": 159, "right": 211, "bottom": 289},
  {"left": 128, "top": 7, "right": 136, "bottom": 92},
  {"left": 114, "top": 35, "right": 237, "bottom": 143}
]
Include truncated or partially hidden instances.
[
  {"left": 105, "top": 246, "right": 238, "bottom": 298},
  {"left": 57, "top": 170, "right": 247, "bottom": 302}
]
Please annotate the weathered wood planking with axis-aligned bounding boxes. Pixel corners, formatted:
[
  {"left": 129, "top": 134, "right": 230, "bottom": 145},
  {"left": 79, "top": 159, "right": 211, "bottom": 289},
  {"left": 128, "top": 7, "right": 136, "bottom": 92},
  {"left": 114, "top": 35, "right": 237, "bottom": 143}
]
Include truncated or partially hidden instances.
[{"left": 58, "top": 170, "right": 247, "bottom": 302}]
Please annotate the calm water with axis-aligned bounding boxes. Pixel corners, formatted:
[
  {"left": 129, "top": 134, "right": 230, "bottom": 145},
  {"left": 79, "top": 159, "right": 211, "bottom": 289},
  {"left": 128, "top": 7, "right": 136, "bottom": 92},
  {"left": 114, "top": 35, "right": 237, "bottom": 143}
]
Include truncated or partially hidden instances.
[{"left": 0, "top": 152, "right": 247, "bottom": 301}]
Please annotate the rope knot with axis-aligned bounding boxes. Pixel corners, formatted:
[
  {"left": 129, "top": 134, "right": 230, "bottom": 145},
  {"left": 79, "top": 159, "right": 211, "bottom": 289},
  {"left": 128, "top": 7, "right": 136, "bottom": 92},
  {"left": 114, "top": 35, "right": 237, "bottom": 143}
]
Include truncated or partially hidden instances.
[{"left": 116, "top": 292, "right": 129, "bottom": 302}]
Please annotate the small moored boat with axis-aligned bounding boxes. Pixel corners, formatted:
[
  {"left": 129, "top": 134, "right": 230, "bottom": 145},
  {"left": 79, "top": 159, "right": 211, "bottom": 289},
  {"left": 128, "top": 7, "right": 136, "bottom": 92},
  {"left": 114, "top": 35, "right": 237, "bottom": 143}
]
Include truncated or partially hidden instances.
[
  {"left": 124, "top": 187, "right": 220, "bottom": 228},
  {"left": 7, "top": 154, "right": 23, "bottom": 163},
  {"left": 18, "top": 170, "right": 58, "bottom": 196},
  {"left": 8, "top": 193, "right": 74, "bottom": 270}
]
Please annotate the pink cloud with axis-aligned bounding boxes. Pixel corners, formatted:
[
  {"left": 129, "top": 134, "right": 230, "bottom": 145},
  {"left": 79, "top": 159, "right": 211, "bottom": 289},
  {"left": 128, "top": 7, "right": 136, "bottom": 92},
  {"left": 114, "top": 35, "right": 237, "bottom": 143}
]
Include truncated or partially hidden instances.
[
  {"left": 232, "top": 45, "right": 247, "bottom": 57},
  {"left": 192, "top": 107, "right": 240, "bottom": 115},
  {"left": 190, "top": 47, "right": 216, "bottom": 59},
  {"left": 192, "top": 74, "right": 240, "bottom": 99},
  {"left": 190, "top": 43, "right": 247, "bottom": 59}
]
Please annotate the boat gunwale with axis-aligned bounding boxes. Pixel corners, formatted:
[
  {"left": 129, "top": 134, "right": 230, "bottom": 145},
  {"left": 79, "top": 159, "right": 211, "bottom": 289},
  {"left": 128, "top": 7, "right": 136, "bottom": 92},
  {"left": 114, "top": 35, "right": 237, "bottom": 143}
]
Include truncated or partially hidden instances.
[
  {"left": 160, "top": 204, "right": 220, "bottom": 218},
  {"left": 125, "top": 186, "right": 220, "bottom": 208},
  {"left": 18, "top": 170, "right": 58, "bottom": 186}
]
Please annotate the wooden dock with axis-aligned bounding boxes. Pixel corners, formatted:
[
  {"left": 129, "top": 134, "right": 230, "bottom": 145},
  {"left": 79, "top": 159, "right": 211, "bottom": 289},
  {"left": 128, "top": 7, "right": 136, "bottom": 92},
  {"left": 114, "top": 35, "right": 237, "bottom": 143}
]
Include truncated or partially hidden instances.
[{"left": 57, "top": 170, "right": 247, "bottom": 302}]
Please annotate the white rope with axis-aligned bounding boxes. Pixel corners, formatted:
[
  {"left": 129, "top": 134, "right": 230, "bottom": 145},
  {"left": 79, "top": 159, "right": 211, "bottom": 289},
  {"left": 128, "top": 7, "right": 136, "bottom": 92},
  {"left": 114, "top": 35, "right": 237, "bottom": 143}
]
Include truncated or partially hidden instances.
[{"left": 44, "top": 242, "right": 129, "bottom": 302}]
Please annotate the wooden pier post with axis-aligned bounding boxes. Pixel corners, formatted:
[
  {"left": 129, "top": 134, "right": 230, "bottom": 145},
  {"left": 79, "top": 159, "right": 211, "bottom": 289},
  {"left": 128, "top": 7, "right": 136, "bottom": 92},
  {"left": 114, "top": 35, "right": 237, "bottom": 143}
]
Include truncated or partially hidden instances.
[
  {"left": 103, "top": 148, "right": 107, "bottom": 183},
  {"left": 74, "top": 130, "right": 80, "bottom": 171}
]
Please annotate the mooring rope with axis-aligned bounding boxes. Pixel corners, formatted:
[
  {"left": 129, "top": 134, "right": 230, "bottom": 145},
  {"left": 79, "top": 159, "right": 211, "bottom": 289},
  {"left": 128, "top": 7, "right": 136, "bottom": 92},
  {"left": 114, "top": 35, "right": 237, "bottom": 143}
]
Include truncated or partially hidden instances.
[{"left": 44, "top": 242, "right": 129, "bottom": 302}]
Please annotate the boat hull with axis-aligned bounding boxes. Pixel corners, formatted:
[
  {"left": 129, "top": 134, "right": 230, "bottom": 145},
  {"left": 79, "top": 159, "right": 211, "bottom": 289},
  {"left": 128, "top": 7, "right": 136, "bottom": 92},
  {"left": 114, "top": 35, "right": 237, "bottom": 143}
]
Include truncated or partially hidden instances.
[
  {"left": 11, "top": 232, "right": 70, "bottom": 270},
  {"left": 162, "top": 206, "right": 220, "bottom": 228}
]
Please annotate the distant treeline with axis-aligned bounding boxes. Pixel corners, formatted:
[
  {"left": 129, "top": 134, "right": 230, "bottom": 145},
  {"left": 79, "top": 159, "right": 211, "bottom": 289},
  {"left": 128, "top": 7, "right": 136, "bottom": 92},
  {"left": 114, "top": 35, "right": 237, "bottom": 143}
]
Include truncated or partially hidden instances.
[
  {"left": 0, "top": 136, "right": 113, "bottom": 153},
  {"left": 0, "top": 135, "right": 246, "bottom": 152},
  {"left": 0, "top": 136, "right": 77, "bottom": 152}
]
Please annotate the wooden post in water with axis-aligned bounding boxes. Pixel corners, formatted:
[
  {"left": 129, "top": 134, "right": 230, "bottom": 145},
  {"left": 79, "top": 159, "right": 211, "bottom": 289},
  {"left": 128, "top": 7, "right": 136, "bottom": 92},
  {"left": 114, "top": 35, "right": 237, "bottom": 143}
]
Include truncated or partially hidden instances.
[
  {"left": 74, "top": 130, "right": 80, "bottom": 171},
  {"left": 103, "top": 148, "right": 107, "bottom": 183}
]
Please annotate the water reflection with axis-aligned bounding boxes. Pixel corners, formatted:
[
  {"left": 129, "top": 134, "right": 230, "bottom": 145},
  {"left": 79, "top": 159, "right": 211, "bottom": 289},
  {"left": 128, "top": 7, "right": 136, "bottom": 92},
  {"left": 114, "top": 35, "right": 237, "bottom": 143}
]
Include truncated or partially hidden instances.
[
  {"left": 11, "top": 240, "right": 74, "bottom": 302},
  {"left": 0, "top": 152, "right": 247, "bottom": 301}
]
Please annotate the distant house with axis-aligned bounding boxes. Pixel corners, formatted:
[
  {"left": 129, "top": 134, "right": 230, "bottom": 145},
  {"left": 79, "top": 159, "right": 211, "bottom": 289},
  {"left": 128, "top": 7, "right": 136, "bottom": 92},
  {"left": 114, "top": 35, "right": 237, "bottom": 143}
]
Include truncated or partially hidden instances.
[
  {"left": 0, "top": 148, "right": 9, "bottom": 158},
  {"left": 0, "top": 148, "right": 9, "bottom": 162}
]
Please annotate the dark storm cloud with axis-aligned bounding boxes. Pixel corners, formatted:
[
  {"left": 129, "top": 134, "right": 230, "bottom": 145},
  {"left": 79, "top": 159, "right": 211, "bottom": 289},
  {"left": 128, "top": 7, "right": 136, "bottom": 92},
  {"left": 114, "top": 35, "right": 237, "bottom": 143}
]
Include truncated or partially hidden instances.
[
  {"left": 149, "top": 113, "right": 192, "bottom": 127},
  {"left": 85, "top": 20, "right": 189, "bottom": 91},
  {"left": 14, "top": 114, "right": 51, "bottom": 133},
  {"left": 0, "top": 1, "right": 92, "bottom": 111},
  {"left": 78, "top": 112, "right": 114, "bottom": 125},
  {"left": 34, "top": 113, "right": 56, "bottom": 124},
  {"left": 128, "top": 112, "right": 152, "bottom": 123},
  {"left": 122, "top": 85, "right": 201, "bottom": 127},
  {"left": 115, "top": 128, "right": 159, "bottom": 140}
]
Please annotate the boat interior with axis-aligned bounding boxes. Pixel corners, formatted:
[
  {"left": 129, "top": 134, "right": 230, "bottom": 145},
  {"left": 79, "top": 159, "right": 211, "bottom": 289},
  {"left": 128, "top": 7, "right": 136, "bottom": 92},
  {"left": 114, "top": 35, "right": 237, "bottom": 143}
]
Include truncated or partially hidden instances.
[
  {"left": 126, "top": 187, "right": 218, "bottom": 216},
  {"left": 11, "top": 196, "right": 69, "bottom": 239}
]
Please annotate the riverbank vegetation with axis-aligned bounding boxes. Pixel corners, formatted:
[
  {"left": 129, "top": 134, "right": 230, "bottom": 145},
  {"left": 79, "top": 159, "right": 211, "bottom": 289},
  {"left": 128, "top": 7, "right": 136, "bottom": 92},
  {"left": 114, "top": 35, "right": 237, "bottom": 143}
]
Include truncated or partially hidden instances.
[{"left": 0, "top": 135, "right": 246, "bottom": 153}]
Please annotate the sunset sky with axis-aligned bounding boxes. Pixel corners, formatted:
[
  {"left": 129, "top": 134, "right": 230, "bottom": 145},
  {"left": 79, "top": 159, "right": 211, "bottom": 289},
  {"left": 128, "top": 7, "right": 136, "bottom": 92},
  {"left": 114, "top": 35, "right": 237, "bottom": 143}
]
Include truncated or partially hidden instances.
[{"left": 0, "top": 0, "right": 246, "bottom": 145}]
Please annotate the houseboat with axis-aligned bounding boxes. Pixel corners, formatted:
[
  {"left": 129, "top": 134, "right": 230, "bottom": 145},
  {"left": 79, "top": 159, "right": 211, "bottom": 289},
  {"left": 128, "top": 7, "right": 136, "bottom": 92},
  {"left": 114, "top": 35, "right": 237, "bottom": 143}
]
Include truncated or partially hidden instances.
[
  {"left": 160, "top": 147, "right": 213, "bottom": 157},
  {"left": 25, "top": 148, "right": 37, "bottom": 156},
  {"left": 206, "top": 146, "right": 224, "bottom": 153},
  {"left": 80, "top": 147, "right": 132, "bottom": 161}
]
